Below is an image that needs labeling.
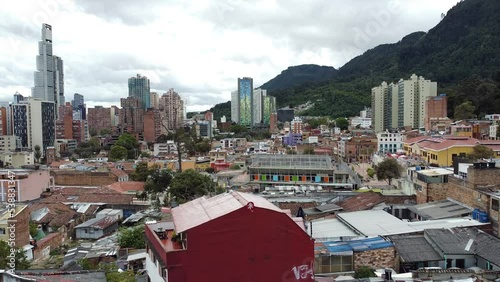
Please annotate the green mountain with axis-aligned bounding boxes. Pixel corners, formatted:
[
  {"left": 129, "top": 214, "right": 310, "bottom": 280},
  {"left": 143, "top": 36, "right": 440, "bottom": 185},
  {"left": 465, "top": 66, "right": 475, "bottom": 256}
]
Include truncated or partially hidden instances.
[
  {"left": 210, "top": 0, "right": 500, "bottom": 119},
  {"left": 259, "top": 64, "right": 337, "bottom": 92}
]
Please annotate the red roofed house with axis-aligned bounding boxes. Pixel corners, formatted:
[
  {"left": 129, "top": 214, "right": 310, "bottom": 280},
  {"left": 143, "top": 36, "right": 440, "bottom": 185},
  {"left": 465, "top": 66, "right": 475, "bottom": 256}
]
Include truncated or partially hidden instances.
[{"left": 145, "top": 191, "right": 314, "bottom": 282}]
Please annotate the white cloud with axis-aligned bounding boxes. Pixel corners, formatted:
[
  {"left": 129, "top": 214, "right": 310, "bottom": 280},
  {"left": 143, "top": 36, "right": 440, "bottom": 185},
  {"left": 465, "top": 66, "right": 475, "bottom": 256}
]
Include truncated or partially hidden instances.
[{"left": 0, "top": 0, "right": 459, "bottom": 112}]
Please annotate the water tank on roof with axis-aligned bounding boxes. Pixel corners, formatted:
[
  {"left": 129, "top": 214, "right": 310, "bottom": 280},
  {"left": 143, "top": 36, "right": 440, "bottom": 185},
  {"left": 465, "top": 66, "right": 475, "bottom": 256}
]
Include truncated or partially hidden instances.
[
  {"left": 478, "top": 211, "right": 489, "bottom": 223},
  {"left": 416, "top": 166, "right": 421, "bottom": 171},
  {"left": 472, "top": 208, "right": 480, "bottom": 220}
]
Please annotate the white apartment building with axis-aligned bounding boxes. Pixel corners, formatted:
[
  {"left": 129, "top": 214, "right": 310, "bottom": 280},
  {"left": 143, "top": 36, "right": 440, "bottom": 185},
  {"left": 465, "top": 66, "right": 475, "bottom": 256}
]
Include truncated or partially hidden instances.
[
  {"left": 372, "top": 74, "right": 437, "bottom": 132},
  {"left": 0, "top": 136, "right": 17, "bottom": 152},
  {"left": 0, "top": 151, "right": 34, "bottom": 168},
  {"left": 485, "top": 114, "right": 500, "bottom": 121},
  {"left": 490, "top": 124, "right": 498, "bottom": 140},
  {"left": 231, "top": 90, "right": 239, "bottom": 124},
  {"left": 377, "top": 131, "right": 403, "bottom": 154},
  {"left": 153, "top": 141, "right": 178, "bottom": 157},
  {"left": 371, "top": 82, "right": 386, "bottom": 132}
]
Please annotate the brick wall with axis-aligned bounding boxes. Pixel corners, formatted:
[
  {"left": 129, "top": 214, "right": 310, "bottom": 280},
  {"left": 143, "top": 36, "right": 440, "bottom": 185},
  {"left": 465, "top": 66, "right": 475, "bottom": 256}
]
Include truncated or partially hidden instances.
[
  {"left": 416, "top": 183, "right": 449, "bottom": 204},
  {"left": 14, "top": 206, "right": 30, "bottom": 247},
  {"left": 354, "top": 247, "right": 396, "bottom": 270},
  {"left": 467, "top": 167, "right": 500, "bottom": 189},
  {"left": 33, "top": 232, "right": 64, "bottom": 260},
  {"left": 52, "top": 171, "right": 118, "bottom": 186},
  {"left": 447, "top": 178, "right": 487, "bottom": 210}
]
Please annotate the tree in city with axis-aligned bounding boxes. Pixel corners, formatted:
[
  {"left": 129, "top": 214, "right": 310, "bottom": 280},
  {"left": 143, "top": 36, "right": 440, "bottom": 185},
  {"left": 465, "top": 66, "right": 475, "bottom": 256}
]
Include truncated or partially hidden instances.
[
  {"left": 230, "top": 164, "right": 241, "bottom": 170},
  {"left": 144, "top": 167, "right": 173, "bottom": 194},
  {"left": 366, "top": 167, "right": 375, "bottom": 178},
  {"left": 375, "top": 158, "right": 403, "bottom": 185},
  {"left": 109, "top": 145, "right": 128, "bottom": 161},
  {"left": 74, "top": 138, "right": 101, "bottom": 158},
  {"left": 334, "top": 117, "right": 349, "bottom": 131},
  {"left": 169, "top": 169, "right": 224, "bottom": 203},
  {"left": 156, "top": 134, "right": 169, "bottom": 143},
  {"left": 89, "top": 128, "right": 98, "bottom": 137},
  {"left": 468, "top": 145, "right": 494, "bottom": 160},
  {"left": 0, "top": 241, "right": 30, "bottom": 270},
  {"left": 115, "top": 133, "right": 140, "bottom": 159},
  {"left": 303, "top": 146, "right": 315, "bottom": 155},
  {"left": 99, "top": 263, "right": 135, "bottom": 282},
  {"left": 34, "top": 145, "right": 42, "bottom": 164},
  {"left": 194, "top": 139, "right": 212, "bottom": 154},
  {"left": 118, "top": 225, "right": 145, "bottom": 249},
  {"left": 129, "top": 162, "right": 151, "bottom": 181},
  {"left": 354, "top": 266, "right": 376, "bottom": 278},
  {"left": 100, "top": 128, "right": 112, "bottom": 136},
  {"left": 454, "top": 101, "right": 476, "bottom": 120}
]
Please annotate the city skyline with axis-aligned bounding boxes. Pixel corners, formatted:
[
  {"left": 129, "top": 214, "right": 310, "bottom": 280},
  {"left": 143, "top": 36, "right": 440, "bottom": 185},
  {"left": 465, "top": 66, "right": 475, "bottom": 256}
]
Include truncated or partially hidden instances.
[{"left": 1, "top": 0, "right": 459, "bottom": 112}]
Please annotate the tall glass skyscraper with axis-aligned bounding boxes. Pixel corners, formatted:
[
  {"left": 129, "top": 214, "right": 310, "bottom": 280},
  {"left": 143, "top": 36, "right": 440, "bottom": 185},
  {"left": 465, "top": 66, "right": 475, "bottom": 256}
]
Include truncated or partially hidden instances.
[
  {"left": 128, "top": 74, "right": 151, "bottom": 109},
  {"left": 238, "top": 77, "right": 253, "bottom": 127},
  {"left": 32, "top": 23, "right": 64, "bottom": 117}
]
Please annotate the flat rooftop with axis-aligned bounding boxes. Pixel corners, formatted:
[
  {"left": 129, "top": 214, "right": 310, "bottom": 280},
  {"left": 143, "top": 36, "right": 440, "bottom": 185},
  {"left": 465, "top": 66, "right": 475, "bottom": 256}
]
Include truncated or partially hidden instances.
[
  {"left": 408, "top": 199, "right": 472, "bottom": 220},
  {"left": 249, "top": 155, "right": 333, "bottom": 170},
  {"left": 146, "top": 221, "right": 184, "bottom": 252},
  {"left": 417, "top": 168, "right": 454, "bottom": 177}
]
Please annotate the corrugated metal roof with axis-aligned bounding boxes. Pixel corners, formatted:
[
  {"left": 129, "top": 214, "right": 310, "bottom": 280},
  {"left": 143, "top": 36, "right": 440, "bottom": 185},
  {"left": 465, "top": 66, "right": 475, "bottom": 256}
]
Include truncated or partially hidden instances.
[
  {"left": 172, "top": 191, "right": 287, "bottom": 233},
  {"left": 390, "top": 235, "right": 443, "bottom": 262},
  {"left": 323, "top": 237, "right": 393, "bottom": 253},
  {"left": 407, "top": 199, "right": 472, "bottom": 220}
]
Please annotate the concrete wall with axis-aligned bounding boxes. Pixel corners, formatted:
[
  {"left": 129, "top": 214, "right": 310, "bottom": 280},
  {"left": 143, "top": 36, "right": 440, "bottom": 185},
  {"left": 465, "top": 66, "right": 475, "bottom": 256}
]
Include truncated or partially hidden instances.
[
  {"left": 354, "top": 247, "right": 396, "bottom": 270},
  {"left": 33, "top": 232, "right": 64, "bottom": 260}
]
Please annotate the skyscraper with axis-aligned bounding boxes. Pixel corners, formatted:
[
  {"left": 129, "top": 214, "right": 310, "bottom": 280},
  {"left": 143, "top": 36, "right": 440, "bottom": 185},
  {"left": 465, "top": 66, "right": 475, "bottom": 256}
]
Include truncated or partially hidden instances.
[
  {"left": 32, "top": 24, "right": 64, "bottom": 117},
  {"left": 159, "top": 89, "right": 184, "bottom": 131},
  {"left": 11, "top": 98, "right": 56, "bottom": 154},
  {"left": 72, "top": 93, "right": 86, "bottom": 120},
  {"left": 230, "top": 90, "right": 239, "bottom": 123},
  {"left": 128, "top": 74, "right": 151, "bottom": 109},
  {"left": 238, "top": 77, "right": 253, "bottom": 127}
]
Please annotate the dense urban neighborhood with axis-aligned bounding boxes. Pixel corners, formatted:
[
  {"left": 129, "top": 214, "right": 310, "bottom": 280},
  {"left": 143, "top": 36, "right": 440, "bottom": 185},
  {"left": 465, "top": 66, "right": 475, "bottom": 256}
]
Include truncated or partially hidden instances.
[{"left": 2, "top": 0, "right": 500, "bottom": 282}]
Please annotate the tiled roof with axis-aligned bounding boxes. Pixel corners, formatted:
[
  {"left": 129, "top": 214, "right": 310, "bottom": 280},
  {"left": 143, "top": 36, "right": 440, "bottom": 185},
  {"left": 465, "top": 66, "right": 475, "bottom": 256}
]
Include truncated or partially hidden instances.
[
  {"left": 40, "top": 193, "right": 134, "bottom": 205},
  {"left": 336, "top": 192, "right": 384, "bottom": 212},
  {"left": 403, "top": 136, "right": 428, "bottom": 145},
  {"left": 109, "top": 168, "right": 128, "bottom": 178},
  {"left": 106, "top": 181, "right": 144, "bottom": 193}
]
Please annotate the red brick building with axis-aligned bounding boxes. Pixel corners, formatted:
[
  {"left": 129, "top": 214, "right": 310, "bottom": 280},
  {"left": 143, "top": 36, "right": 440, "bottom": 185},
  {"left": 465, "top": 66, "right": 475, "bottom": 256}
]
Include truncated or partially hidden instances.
[
  {"left": 425, "top": 94, "right": 448, "bottom": 132},
  {"left": 88, "top": 106, "right": 114, "bottom": 134},
  {"left": 143, "top": 109, "right": 162, "bottom": 142},
  {"left": 145, "top": 191, "right": 314, "bottom": 282},
  {"left": 120, "top": 97, "right": 144, "bottom": 134}
]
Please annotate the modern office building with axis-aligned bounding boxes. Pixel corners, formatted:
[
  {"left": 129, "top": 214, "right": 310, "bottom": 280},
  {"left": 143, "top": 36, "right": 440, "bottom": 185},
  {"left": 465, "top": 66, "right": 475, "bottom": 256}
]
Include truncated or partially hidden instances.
[
  {"left": 252, "top": 88, "right": 265, "bottom": 125},
  {"left": 72, "top": 93, "right": 86, "bottom": 120},
  {"left": 372, "top": 75, "right": 437, "bottom": 132},
  {"left": 128, "top": 74, "right": 151, "bottom": 109},
  {"left": 277, "top": 107, "right": 294, "bottom": 123},
  {"left": 32, "top": 24, "right": 64, "bottom": 117},
  {"left": 11, "top": 98, "right": 56, "bottom": 154},
  {"left": 14, "top": 92, "right": 24, "bottom": 104},
  {"left": 262, "top": 94, "right": 276, "bottom": 125},
  {"left": 230, "top": 90, "right": 239, "bottom": 123},
  {"left": 238, "top": 77, "right": 253, "bottom": 126},
  {"left": 159, "top": 89, "right": 184, "bottom": 131}
]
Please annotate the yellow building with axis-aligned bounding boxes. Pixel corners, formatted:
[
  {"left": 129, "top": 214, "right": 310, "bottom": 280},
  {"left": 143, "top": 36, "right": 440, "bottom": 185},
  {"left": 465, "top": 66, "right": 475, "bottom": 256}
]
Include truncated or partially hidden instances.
[
  {"left": 404, "top": 137, "right": 500, "bottom": 166},
  {"left": 195, "top": 159, "right": 210, "bottom": 172},
  {"left": 147, "top": 159, "right": 195, "bottom": 171}
]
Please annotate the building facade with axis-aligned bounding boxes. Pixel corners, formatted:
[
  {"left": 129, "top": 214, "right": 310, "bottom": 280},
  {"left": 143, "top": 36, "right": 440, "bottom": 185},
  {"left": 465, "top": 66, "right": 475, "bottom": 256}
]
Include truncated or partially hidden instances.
[
  {"left": 120, "top": 97, "right": 144, "bottom": 134},
  {"left": 143, "top": 109, "right": 162, "bottom": 143},
  {"left": 238, "top": 77, "right": 253, "bottom": 126},
  {"left": 128, "top": 74, "right": 150, "bottom": 109},
  {"left": 371, "top": 82, "right": 386, "bottom": 132},
  {"left": 425, "top": 94, "right": 448, "bottom": 132},
  {"left": 87, "top": 106, "right": 113, "bottom": 135},
  {"left": 377, "top": 132, "right": 403, "bottom": 154},
  {"left": 11, "top": 98, "right": 56, "bottom": 154},
  {"left": 72, "top": 93, "right": 86, "bottom": 120},
  {"left": 32, "top": 24, "right": 64, "bottom": 117},
  {"left": 150, "top": 92, "right": 160, "bottom": 109},
  {"left": 159, "top": 89, "right": 184, "bottom": 131}
]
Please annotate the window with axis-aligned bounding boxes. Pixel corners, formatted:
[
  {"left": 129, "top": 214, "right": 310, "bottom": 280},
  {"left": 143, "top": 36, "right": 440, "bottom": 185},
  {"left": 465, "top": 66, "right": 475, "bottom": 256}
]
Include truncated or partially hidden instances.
[
  {"left": 492, "top": 199, "right": 499, "bottom": 211},
  {"left": 0, "top": 228, "right": 5, "bottom": 235}
]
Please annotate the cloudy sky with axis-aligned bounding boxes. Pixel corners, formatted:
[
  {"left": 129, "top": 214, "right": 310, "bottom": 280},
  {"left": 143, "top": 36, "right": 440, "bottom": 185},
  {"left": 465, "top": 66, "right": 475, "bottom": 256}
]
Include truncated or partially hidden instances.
[{"left": 0, "top": 0, "right": 459, "bottom": 112}]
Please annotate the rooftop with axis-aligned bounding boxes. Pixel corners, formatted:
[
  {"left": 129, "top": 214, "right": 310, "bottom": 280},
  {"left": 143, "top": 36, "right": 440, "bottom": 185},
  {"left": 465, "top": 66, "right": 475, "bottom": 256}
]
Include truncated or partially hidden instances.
[
  {"left": 172, "top": 191, "right": 288, "bottom": 233},
  {"left": 316, "top": 237, "right": 393, "bottom": 255},
  {"left": 248, "top": 154, "right": 333, "bottom": 169},
  {"left": 417, "top": 168, "right": 454, "bottom": 177},
  {"left": 75, "top": 216, "right": 117, "bottom": 229},
  {"left": 407, "top": 199, "right": 472, "bottom": 220},
  {"left": 390, "top": 235, "right": 443, "bottom": 263}
]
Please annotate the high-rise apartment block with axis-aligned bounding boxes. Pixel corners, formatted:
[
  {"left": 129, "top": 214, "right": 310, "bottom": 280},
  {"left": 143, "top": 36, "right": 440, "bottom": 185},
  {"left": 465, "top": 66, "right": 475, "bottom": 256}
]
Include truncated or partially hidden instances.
[
  {"left": 120, "top": 97, "right": 144, "bottom": 134},
  {"left": 238, "top": 77, "right": 253, "bottom": 126},
  {"left": 143, "top": 109, "right": 162, "bottom": 143},
  {"left": 371, "top": 74, "right": 437, "bottom": 132},
  {"left": 11, "top": 98, "right": 55, "bottom": 154},
  {"left": 159, "top": 89, "right": 184, "bottom": 131},
  {"left": 128, "top": 74, "right": 151, "bottom": 109},
  {"left": 150, "top": 92, "right": 160, "bottom": 109},
  {"left": 32, "top": 24, "right": 64, "bottom": 117},
  {"left": 88, "top": 106, "right": 115, "bottom": 134},
  {"left": 0, "top": 104, "right": 11, "bottom": 136},
  {"left": 56, "top": 102, "right": 88, "bottom": 144},
  {"left": 230, "top": 90, "right": 239, "bottom": 123}
]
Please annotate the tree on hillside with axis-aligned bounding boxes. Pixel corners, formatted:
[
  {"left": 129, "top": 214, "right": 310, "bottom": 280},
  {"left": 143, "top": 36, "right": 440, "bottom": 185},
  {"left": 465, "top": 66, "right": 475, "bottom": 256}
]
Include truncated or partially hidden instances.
[
  {"left": 468, "top": 145, "right": 494, "bottom": 161},
  {"left": 375, "top": 158, "right": 403, "bottom": 185},
  {"left": 0, "top": 241, "right": 30, "bottom": 270},
  {"left": 169, "top": 169, "right": 224, "bottom": 203},
  {"left": 109, "top": 145, "right": 128, "bottom": 161},
  {"left": 454, "top": 101, "right": 476, "bottom": 120}
]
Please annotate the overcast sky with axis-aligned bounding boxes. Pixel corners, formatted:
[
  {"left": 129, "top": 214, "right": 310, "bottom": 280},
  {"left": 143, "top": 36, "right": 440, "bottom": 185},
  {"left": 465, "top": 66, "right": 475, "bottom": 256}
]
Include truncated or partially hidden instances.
[{"left": 0, "top": 0, "right": 459, "bottom": 112}]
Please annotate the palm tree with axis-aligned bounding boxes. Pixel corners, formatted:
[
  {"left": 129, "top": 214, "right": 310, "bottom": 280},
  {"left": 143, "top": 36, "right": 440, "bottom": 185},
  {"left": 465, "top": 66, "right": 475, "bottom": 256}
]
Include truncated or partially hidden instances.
[{"left": 34, "top": 145, "right": 42, "bottom": 164}]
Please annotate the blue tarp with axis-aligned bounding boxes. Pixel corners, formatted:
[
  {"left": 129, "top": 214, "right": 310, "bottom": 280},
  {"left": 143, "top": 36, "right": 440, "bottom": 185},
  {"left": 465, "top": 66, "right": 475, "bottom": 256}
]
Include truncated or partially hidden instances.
[{"left": 324, "top": 237, "right": 393, "bottom": 253}]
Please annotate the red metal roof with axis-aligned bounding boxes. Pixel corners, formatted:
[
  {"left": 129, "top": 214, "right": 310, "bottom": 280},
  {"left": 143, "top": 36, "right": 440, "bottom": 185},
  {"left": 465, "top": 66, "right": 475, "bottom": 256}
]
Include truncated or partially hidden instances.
[{"left": 172, "top": 191, "right": 288, "bottom": 233}]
